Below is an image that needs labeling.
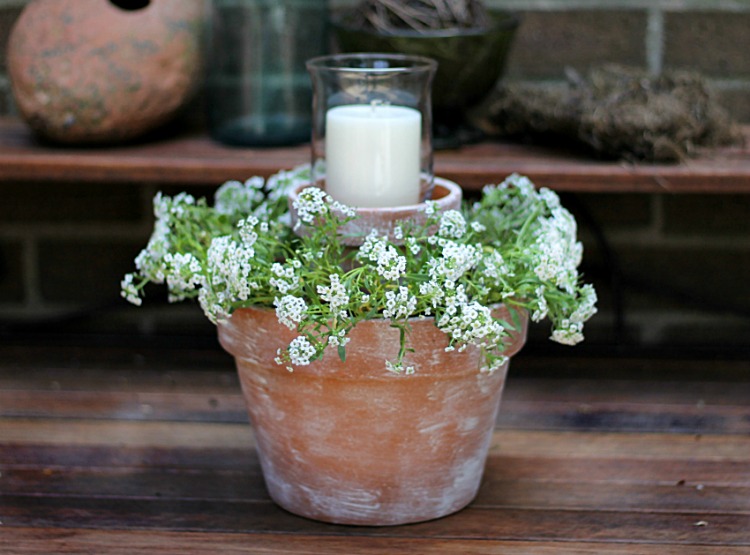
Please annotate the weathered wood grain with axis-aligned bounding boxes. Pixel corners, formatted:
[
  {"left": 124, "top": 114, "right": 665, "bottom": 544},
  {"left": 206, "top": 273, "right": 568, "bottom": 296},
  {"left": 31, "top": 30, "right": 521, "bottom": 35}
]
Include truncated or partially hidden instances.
[
  {"left": 3, "top": 466, "right": 749, "bottom": 514},
  {"left": 2, "top": 387, "right": 748, "bottom": 434},
  {"left": 2, "top": 495, "right": 749, "bottom": 544},
  {"left": 1, "top": 117, "right": 749, "bottom": 192},
  {"left": 3, "top": 419, "right": 750, "bottom": 459},
  {"left": 1, "top": 371, "right": 748, "bottom": 434},
  {"left": 2, "top": 445, "right": 748, "bottom": 486},
  {"left": 4, "top": 528, "right": 750, "bottom": 555},
  {"left": 1, "top": 354, "right": 748, "bottom": 551}
]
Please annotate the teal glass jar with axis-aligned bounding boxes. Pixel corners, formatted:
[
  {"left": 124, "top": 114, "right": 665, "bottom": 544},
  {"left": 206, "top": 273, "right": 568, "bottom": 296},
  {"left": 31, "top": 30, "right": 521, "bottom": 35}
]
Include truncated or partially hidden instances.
[{"left": 205, "top": 0, "right": 329, "bottom": 146}]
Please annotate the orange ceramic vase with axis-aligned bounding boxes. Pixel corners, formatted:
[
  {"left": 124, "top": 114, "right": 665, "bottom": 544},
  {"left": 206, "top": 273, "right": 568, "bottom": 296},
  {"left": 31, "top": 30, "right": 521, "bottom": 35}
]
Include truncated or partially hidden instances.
[{"left": 218, "top": 305, "right": 528, "bottom": 526}]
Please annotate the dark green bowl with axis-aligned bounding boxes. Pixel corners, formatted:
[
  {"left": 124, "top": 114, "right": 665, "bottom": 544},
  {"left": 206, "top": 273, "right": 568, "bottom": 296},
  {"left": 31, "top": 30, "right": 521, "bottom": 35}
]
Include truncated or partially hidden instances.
[{"left": 331, "top": 11, "right": 520, "bottom": 115}]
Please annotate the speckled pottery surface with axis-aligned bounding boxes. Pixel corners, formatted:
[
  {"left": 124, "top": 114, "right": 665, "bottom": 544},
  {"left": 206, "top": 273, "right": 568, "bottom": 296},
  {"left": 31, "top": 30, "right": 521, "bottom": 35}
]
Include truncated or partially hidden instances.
[
  {"left": 217, "top": 305, "right": 528, "bottom": 526},
  {"left": 7, "top": 0, "right": 205, "bottom": 144}
]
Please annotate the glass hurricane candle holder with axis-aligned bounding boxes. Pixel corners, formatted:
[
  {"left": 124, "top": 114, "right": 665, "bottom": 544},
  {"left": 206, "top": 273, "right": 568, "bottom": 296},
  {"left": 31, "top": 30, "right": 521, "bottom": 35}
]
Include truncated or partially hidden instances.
[{"left": 306, "top": 53, "right": 437, "bottom": 208}]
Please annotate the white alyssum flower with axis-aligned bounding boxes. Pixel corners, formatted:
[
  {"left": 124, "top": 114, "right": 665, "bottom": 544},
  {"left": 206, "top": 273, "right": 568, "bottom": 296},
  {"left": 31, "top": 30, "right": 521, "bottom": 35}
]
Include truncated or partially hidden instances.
[
  {"left": 198, "top": 287, "right": 228, "bottom": 324},
  {"left": 238, "top": 216, "right": 261, "bottom": 248},
  {"left": 383, "top": 286, "right": 418, "bottom": 321},
  {"left": 214, "top": 177, "right": 265, "bottom": 216},
  {"left": 503, "top": 173, "right": 536, "bottom": 197},
  {"left": 482, "top": 250, "right": 514, "bottom": 281},
  {"left": 437, "top": 286, "right": 506, "bottom": 353},
  {"left": 269, "top": 262, "right": 300, "bottom": 294},
  {"left": 386, "top": 360, "right": 415, "bottom": 375},
  {"left": 482, "top": 353, "right": 510, "bottom": 375},
  {"left": 470, "top": 221, "right": 486, "bottom": 233},
  {"left": 438, "top": 210, "right": 467, "bottom": 239},
  {"left": 199, "top": 235, "right": 257, "bottom": 320},
  {"left": 274, "top": 294, "right": 308, "bottom": 330},
  {"left": 358, "top": 231, "right": 407, "bottom": 281},
  {"left": 266, "top": 168, "right": 304, "bottom": 203},
  {"left": 120, "top": 273, "right": 142, "bottom": 306},
  {"left": 327, "top": 330, "right": 351, "bottom": 348},
  {"left": 134, "top": 239, "right": 168, "bottom": 284},
  {"left": 418, "top": 278, "right": 443, "bottom": 313},
  {"left": 406, "top": 237, "right": 421, "bottom": 255},
  {"left": 538, "top": 187, "right": 561, "bottom": 211},
  {"left": 532, "top": 208, "right": 583, "bottom": 294},
  {"left": 570, "top": 284, "right": 598, "bottom": 323},
  {"left": 423, "top": 200, "right": 438, "bottom": 216},
  {"left": 330, "top": 200, "right": 356, "bottom": 220},
  {"left": 317, "top": 274, "right": 350, "bottom": 318},
  {"left": 207, "top": 237, "right": 254, "bottom": 292},
  {"left": 164, "top": 252, "right": 203, "bottom": 301},
  {"left": 132, "top": 192, "right": 205, "bottom": 289},
  {"left": 427, "top": 240, "right": 481, "bottom": 283},
  {"left": 531, "top": 286, "right": 548, "bottom": 322},
  {"left": 287, "top": 335, "right": 317, "bottom": 366},
  {"left": 158, "top": 191, "right": 196, "bottom": 218},
  {"left": 551, "top": 319, "right": 585, "bottom": 345},
  {"left": 293, "top": 187, "right": 329, "bottom": 226}
]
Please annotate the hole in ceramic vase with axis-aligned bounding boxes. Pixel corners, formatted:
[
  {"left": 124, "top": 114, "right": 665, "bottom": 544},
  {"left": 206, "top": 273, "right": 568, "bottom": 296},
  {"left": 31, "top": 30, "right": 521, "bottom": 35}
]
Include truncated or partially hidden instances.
[{"left": 110, "top": 0, "right": 151, "bottom": 11}]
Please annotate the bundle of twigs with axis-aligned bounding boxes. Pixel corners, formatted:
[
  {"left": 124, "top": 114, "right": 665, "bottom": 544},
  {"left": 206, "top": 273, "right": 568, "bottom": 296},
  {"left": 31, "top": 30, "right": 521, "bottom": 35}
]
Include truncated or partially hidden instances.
[{"left": 349, "top": 0, "right": 491, "bottom": 32}]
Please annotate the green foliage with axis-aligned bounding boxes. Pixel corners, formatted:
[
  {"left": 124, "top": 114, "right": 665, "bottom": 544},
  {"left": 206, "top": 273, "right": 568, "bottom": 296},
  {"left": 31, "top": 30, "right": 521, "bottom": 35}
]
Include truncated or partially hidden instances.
[{"left": 122, "top": 166, "right": 597, "bottom": 374}]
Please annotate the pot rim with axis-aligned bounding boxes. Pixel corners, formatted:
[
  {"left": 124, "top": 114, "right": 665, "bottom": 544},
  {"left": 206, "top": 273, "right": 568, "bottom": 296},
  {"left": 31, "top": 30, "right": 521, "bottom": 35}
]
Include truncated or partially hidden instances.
[
  {"left": 288, "top": 177, "right": 463, "bottom": 246},
  {"left": 220, "top": 302, "right": 529, "bottom": 369}
]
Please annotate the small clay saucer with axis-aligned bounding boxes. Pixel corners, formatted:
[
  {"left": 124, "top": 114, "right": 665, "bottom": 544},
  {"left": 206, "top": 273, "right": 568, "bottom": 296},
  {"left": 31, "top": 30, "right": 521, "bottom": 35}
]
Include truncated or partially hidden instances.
[{"left": 288, "top": 177, "right": 463, "bottom": 246}]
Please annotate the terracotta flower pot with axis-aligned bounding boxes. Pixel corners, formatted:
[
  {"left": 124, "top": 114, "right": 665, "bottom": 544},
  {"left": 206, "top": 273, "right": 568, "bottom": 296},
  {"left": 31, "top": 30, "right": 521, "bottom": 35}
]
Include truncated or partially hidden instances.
[{"left": 217, "top": 305, "right": 528, "bottom": 526}]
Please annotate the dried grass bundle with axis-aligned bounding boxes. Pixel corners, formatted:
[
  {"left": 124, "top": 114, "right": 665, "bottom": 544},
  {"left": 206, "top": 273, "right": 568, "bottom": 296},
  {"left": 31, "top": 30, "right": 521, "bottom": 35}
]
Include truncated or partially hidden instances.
[{"left": 476, "top": 65, "right": 744, "bottom": 162}]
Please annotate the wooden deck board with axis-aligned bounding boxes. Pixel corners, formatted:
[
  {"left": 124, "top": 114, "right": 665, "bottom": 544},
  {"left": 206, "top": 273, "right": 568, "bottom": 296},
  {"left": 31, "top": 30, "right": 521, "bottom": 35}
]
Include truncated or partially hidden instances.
[
  {"left": 1, "top": 355, "right": 748, "bottom": 552},
  {"left": 4, "top": 528, "right": 750, "bottom": 555}
]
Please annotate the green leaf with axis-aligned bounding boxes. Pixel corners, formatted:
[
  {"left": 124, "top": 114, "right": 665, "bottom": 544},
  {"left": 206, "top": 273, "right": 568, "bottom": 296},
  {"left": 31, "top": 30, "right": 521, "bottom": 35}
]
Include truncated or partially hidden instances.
[
  {"left": 511, "top": 307, "right": 522, "bottom": 331},
  {"left": 338, "top": 345, "right": 347, "bottom": 362}
]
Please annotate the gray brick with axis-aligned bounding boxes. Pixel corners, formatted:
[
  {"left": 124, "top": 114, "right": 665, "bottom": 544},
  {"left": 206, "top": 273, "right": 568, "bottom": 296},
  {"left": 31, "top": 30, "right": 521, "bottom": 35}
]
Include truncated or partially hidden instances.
[
  {"left": 0, "top": 238, "right": 24, "bottom": 302},
  {"left": 38, "top": 240, "right": 143, "bottom": 303},
  {"left": 713, "top": 86, "right": 750, "bottom": 123},
  {"left": 0, "top": 182, "right": 143, "bottom": 223},
  {"left": 664, "top": 12, "right": 750, "bottom": 77},
  {"left": 663, "top": 195, "right": 750, "bottom": 237},
  {"left": 506, "top": 10, "right": 648, "bottom": 79}
]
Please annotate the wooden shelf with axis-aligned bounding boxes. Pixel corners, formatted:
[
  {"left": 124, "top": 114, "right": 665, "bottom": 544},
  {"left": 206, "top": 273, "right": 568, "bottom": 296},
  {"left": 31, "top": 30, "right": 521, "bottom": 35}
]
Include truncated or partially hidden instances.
[{"left": 2, "top": 117, "right": 749, "bottom": 193}]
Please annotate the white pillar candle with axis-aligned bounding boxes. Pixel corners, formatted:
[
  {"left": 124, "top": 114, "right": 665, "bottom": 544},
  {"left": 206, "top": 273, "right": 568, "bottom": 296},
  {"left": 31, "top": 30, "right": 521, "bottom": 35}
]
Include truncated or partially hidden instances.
[{"left": 325, "top": 103, "right": 421, "bottom": 208}]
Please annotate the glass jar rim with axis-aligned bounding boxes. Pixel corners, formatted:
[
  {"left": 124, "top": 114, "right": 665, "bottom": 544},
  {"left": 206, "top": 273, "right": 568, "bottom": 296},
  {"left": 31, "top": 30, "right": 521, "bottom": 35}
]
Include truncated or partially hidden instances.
[{"left": 306, "top": 53, "right": 437, "bottom": 74}]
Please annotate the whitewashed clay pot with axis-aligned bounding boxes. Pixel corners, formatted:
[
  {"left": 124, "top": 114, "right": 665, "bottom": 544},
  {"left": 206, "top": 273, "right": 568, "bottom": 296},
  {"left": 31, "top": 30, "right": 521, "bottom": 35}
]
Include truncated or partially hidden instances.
[{"left": 218, "top": 304, "right": 528, "bottom": 526}]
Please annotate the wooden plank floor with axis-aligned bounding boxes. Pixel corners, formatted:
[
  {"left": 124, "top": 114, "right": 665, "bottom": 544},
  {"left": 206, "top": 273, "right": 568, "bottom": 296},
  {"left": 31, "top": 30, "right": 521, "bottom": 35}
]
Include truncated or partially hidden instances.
[{"left": 1, "top": 345, "right": 749, "bottom": 554}]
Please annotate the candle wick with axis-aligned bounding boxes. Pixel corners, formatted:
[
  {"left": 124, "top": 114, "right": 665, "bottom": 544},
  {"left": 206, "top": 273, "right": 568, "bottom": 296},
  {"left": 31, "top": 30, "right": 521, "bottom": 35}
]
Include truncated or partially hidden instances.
[{"left": 369, "top": 99, "right": 390, "bottom": 115}]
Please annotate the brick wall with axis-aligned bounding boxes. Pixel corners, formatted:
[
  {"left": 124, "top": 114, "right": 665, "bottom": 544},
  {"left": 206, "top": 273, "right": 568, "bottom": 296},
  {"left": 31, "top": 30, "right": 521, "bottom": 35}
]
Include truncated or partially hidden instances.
[
  {"left": 490, "top": 0, "right": 750, "bottom": 122},
  {"left": 1, "top": 0, "right": 749, "bottom": 355}
]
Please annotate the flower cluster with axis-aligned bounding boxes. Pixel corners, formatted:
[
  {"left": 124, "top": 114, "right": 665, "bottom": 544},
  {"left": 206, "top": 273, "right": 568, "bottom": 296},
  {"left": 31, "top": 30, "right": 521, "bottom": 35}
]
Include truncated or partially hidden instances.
[
  {"left": 358, "top": 231, "right": 408, "bottom": 281},
  {"left": 122, "top": 168, "right": 597, "bottom": 374}
]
